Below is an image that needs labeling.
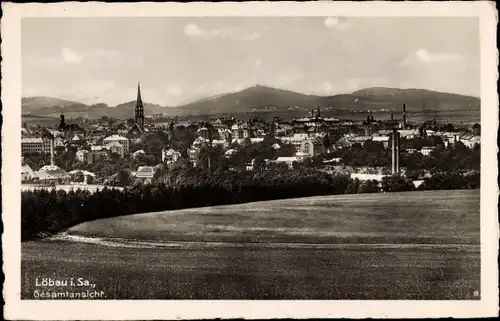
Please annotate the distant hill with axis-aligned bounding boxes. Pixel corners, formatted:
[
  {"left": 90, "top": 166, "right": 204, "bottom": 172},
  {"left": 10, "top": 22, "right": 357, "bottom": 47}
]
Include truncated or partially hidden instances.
[
  {"left": 22, "top": 97, "right": 88, "bottom": 114},
  {"left": 22, "top": 86, "right": 480, "bottom": 121},
  {"left": 319, "top": 87, "right": 480, "bottom": 114},
  {"left": 175, "top": 85, "right": 320, "bottom": 114}
]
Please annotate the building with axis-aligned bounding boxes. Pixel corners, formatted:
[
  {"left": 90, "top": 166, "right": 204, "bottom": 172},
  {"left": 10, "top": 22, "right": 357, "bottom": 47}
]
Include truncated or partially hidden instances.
[
  {"left": 103, "top": 135, "right": 130, "bottom": 153},
  {"left": 396, "top": 129, "right": 419, "bottom": 139},
  {"left": 278, "top": 133, "right": 309, "bottom": 151},
  {"left": 76, "top": 149, "right": 90, "bottom": 163},
  {"left": 21, "top": 164, "right": 35, "bottom": 182},
  {"left": 34, "top": 165, "right": 71, "bottom": 184},
  {"left": 197, "top": 126, "right": 211, "bottom": 141},
  {"left": 231, "top": 122, "right": 252, "bottom": 141},
  {"left": 188, "top": 147, "right": 201, "bottom": 166},
  {"left": 300, "top": 137, "right": 325, "bottom": 157},
  {"left": 350, "top": 173, "right": 386, "bottom": 181},
  {"left": 87, "top": 147, "right": 111, "bottom": 164},
  {"left": 21, "top": 137, "right": 51, "bottom": 154},
  {"left": 132, "top": 149, "right": 146, "bottom": 159},
  {"left": 105, "top": 141, "right": 125, "bottom": 157},
  {"left": 128, "top": 83, "right": 145, "bottom": 141},
  {"left": 162, "top": 148, "right": 181, "bottom": 163},
  {"left": 459, "top": 133, "right": 481, "bottom": 149},
  {"left": 58, "top": 113, "right": 85, "bottom": 141},
  {"left": 135, "top": 166, "right": 156, "bottom": 184},
  {"left": 372, "top": 135, "right": 390, "bottom": 148},
  {"left": 274, "top": 156, "right": 299, "bottom": 169},
  {"left": 420, "top": 146, "right": 435, "bottom": 156}
]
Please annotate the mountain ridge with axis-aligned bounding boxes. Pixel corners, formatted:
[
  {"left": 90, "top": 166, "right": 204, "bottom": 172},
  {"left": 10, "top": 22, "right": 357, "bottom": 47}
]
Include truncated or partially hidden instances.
[{"left": 22, "top": 85, "right": 480, "bottom": 120}]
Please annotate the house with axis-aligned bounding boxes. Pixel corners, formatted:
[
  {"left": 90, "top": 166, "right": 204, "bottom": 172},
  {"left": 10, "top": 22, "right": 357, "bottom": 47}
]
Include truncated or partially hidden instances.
[
  {"left": 300, "top": 137, "right": 325, "bottom": 157},
  {"left": 132, "top": 149, "right": 146, "bottom": 159},
  {"left": 188, "top": 147, "right": 200, "bottom": 166},
  {"left": 105, "top": 141, "right": 125, "bottom": 157},
  {"left": 231, "top": 122, "right": 252, "bottom": 141},
  {"left": 162, "top": 148, "right": 181, "bottom": 163},
  {"left": 397, "top": 129, "right": 419, "bottom": 139},
  {"left": 135, "top": 166, "right": 156, "bottom": 184},
  {"left": 224, "top": 149, "right": 237, "bottom": 158},
  {"left": 103, "top": 135, "right": 129, "bottom": 153},
  {"left": 87, "top": 146, "right": 111, "bottom": 164},
  {"left": 76, "top": 149, "right": 90, "bottom": 163},
  {"left": 278, "top": 133, "right": 309, "bottom": 151},
  {"left": 218, "top": 128, "right": 232, "bottom": 142},
  {"left": 420, "top": 146, "right": 435, "bottom": 156},
  {"left": 21, "top": 164, "right": 35, "bottom": 182},
  {"left": 274, "top": 156, "right": 299, "bottom": 169},
  {"left": 197, "top": 126, "right": 211, "bottom": 140},
  {"left": 459, "top": 133, "right": 481, "bottom": 148},
  {"left": 372, "top": 135, "right": 390, "bottom": 148},
  {"left": 34, "top": 165, "right": 71, "bottom": 184},
  {"left": 250, "top": 138, "right": 264, "bottom": 144},
  {"left": 350, "top": 173, "right": 386, "bottom": 181}
]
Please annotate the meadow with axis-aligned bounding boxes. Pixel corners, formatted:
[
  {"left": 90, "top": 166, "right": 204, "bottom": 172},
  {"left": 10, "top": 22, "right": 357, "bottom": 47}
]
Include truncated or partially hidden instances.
[
  {"left": 68, "top": 190, "right": 479, "bottom": 245},
  {"left": 22, "top": 189, "right": 480, "bottom": 300}
]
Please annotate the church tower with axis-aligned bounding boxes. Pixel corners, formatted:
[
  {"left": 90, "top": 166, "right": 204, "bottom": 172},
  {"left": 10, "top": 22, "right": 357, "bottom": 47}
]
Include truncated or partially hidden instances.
[{"left": 135, "top": 83, "right": 145, "bottom": 131}]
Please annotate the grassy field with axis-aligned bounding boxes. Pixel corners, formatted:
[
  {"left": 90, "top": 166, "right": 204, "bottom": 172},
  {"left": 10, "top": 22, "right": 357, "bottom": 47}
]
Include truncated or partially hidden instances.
[
  {"left": 69, "top": 190, "right": 480, "bottom": 245},
  {"left": 22, "top": 190, "right": 480, "bottom": 300}
]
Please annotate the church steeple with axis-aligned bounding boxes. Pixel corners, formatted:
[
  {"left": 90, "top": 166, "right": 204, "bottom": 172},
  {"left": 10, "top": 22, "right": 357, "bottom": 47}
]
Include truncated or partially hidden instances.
[
  {"left": 136, "top": 82, "right": 143, "bottom": 107},
  {"left": 135, "top": 82, "right": 144, "bottom": 131}
]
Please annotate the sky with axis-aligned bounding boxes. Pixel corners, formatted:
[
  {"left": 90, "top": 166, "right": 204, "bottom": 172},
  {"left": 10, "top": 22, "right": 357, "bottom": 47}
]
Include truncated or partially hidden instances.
[{"left": 22, "top": 17, "right": 480, "bottom": 106}]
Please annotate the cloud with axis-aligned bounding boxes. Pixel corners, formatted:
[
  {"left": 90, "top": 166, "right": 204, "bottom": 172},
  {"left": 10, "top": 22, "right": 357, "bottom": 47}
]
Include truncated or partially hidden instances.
[
  {"left": 165, "top": 85, "right": 183, "bottom": 96},
  {"left": 324, "top": 17, "right": 349, "bottom": 30},
  {"left": 401, "top": 48, "right": 462, "bottom": 66},
  {"left": 184, "top": 23, "right": 236, "bottom": 40},
  {"left": 61, "top": 47, "right": 83, "bottom": 64},
  {"left": 183, "top": 23, "right": 261, "bottom": 41}
]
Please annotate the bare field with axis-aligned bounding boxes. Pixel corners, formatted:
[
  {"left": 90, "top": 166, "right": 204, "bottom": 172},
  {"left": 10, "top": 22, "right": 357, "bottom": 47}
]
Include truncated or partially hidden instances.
[{"left": 22, "top": 190, "right": 480, "bottom": 300}]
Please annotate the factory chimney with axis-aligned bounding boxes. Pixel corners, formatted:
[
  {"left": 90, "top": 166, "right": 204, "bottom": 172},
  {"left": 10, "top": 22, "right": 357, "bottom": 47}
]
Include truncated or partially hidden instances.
[
  {"left": 390, "top": 109, "right": 394, "bottom": 121},
  {"left": 391, "top": 128, "right": 400, "bottom": 174},
  {"left": 50, "top": 134, "right": 55, "bottom": 167},
  {"left": 402, "top": 104, "right": 407, "bottom": 129}
]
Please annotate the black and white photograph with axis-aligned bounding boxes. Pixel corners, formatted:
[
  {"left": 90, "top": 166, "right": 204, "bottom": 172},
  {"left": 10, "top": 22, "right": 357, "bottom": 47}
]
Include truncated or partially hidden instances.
[{"left": 2, "top": 1, "right": 498, "bottom": 319}]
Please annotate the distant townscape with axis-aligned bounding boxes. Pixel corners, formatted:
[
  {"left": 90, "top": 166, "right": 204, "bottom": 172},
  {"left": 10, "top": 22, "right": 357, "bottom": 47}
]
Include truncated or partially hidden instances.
[{"left": 21, "top": 83, "right": 480, "bottom": 192}]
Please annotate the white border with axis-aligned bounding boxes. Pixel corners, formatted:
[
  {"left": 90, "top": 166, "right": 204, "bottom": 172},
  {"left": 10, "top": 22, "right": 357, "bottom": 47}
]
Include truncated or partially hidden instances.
[{"left": 2, "top": 1, "right": 498, "bottom": 319}]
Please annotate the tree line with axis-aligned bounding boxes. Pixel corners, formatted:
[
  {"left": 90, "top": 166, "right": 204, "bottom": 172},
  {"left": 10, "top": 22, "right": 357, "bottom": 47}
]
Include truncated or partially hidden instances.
[{"left": 22, "top": 164, "right": 479, "bottom": 240}]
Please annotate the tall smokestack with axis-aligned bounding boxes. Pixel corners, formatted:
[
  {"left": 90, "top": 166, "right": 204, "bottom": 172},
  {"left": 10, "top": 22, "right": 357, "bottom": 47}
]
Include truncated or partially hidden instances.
[
  {"left": 391, "top": 129, "right": 400, "bottom": 174},
  {"left": 368, "top": 110, "right": 373, "bottom": 136},
  {"left": 402, "top": 104, "right": 407, "bottom": 129},
  {"left": 50, "top": 135, "right": 55, "bottom": 167},
  {"left": 390, "top": 109, "right": 394, "bottom": 121}
]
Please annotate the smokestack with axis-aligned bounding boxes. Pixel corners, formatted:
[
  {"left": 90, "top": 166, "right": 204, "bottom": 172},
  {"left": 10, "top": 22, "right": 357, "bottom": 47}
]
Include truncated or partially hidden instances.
[
  {"left": 391, "top": 129, "right": 400, "bottom": 174},
  {"left": 402, "top": 104, "right": 407, "bottom": 129},
  {"left": 368, "top": 110, "right": 373, "bottom": 136},
  {"left": 50, "top": 136, "right": 55, "bottom": 167},
  {"left": 390, "top": 109, "right": 394, "bottom": 121}
]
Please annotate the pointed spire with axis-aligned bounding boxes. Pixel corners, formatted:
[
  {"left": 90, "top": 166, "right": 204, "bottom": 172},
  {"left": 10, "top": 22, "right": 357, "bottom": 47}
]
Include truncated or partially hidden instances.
[{"left": 137, "top": 82, "right": 143, "bottom": 106}]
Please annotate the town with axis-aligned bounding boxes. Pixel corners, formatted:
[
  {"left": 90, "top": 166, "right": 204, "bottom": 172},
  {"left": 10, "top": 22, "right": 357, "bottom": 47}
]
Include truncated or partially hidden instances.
[{"left": 21, "top": 83, "right": 481, "bottom": 191}]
